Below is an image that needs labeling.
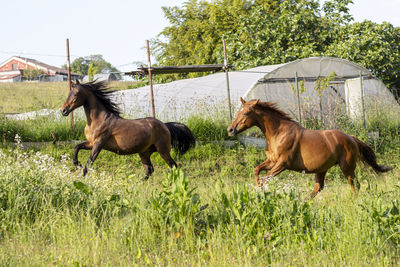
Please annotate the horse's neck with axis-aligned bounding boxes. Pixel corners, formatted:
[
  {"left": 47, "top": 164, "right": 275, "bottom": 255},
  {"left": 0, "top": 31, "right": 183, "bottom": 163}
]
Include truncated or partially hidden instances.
[
  {"left": 83, "top": 97, "right": 108, "bottom": 126},
  {"left": 256, "top": 112, "right": 290, "bottom": 140}
]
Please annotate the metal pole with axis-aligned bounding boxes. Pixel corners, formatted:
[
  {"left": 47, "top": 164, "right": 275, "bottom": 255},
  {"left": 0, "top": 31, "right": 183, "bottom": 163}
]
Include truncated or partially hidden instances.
[
  {"left": 146, "top": 40, "right": 156, "bottom": 118},
  {"left": 66, "top": 38, "right": 74, "bottom": 131},
  {"left": 223, "top": 40, "right": 232, "bottom": 121},
  {"left": 360, "top": 71, "right": 366, "bottom": 128},
  {"left": 295, "top": 72, "right": 301, "bottom": 124}
]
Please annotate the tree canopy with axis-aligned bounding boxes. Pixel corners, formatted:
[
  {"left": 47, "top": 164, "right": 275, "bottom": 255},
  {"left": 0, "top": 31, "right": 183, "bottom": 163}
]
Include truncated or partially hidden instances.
[
  {"left": 155, "top": 0, "right": 400, "bottom": 90},
  {"left": 64, "top": 54, "right": 119, "bottom": 76}
]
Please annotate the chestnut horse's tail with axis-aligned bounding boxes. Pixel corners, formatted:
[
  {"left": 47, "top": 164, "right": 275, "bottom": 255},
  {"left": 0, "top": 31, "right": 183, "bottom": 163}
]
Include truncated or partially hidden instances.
[
  {"left": 165, "top": 122, "right": 196, "bottom": 156},
  {"left": 351, "top": 136, "right": 393, "bottom": 173}
]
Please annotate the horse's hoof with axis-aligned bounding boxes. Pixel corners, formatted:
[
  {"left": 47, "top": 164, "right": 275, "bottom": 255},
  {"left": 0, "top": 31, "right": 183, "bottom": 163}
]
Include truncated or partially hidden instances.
[
  {"left": 256, "top": 178, "right": 264, "bottom": 187},
  {"left": 82, "top": 168, "right": 88, "bottom": 177},
  {"left": 74, "top": 164, "right": 82, "bottom": 170},
  {"left": 142, "top": 176, "right": 149, "bottom": 181},
  {"left": 73, "top": 161, "right": 82, "bottom": 168},
  {"left": 260, "top": 175, "right": 272, "bottom": 184}
]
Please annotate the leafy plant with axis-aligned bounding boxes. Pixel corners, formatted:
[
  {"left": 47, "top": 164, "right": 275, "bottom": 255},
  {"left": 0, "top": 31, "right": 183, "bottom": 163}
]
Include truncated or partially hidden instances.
[
  {"left": 22, "top": 69, "right": 45, "bottom": 81},
  {"left": 314, "top": 72, "right": 336, "bottom": 123},
  {"left": 150, "top": 167, "right": 206, "bottom": 234}
]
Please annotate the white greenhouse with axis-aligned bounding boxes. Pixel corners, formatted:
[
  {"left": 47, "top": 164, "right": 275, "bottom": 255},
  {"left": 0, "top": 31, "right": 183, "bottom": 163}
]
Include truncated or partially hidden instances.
[{"left": 114, "top": 57, "right": 399, "bottom": 122}]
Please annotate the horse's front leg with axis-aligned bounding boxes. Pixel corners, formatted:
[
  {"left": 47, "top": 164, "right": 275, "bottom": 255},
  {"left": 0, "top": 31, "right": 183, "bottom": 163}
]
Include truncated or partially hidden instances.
[
  {"left": 83, "top": 141, "right": 104, "bottom": 177},
  {"left": 254, "top": 159, "right": 273, "bottom": 186},
  {"left": 73, "top": 141, "right": 91, "bottom": 168},
  {"left": 258, "top": 161, "right": 286, "bottom": 187}
]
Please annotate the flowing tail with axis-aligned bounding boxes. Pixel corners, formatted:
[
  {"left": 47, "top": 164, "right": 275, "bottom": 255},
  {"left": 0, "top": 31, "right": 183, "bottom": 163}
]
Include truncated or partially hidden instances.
[
  {"left": 352, "top": 136, "right": 393, "bottom": 173},
  {"left": 165, "top": 122, "right": 196, "bottom": 156}
]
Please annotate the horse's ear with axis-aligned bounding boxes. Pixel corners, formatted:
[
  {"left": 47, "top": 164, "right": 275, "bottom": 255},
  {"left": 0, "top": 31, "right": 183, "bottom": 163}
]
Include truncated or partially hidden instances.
[
  {"left": 249, "top": 99, "right": 260, "bottom": 111},
  {"left": 75, "top": 79, "right": 80, "bottom": 85},
  {"left": 250, "top": 99, "right": 259, "bottom": 107},
  {"left": 240, "top": 97, "right": 246, "bottom": 105}
]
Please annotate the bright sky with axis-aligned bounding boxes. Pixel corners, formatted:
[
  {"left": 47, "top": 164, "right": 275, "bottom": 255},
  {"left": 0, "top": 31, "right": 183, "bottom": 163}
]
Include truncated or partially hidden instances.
[{"left": 0, "top": 0, "right": 399, "bottom": 74}]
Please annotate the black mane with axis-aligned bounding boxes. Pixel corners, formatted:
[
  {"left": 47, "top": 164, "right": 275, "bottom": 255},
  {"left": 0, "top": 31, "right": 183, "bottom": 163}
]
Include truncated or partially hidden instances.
[{"left": 79, "top": 80, "right": 121, "bottom": 116}]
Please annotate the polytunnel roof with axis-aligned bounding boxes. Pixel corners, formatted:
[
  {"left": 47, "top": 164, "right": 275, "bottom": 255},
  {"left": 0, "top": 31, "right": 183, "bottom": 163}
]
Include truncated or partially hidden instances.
[
  {"left": 114, "top": 57, "right": 381, "bottom": 120},
  {"left": 255, "top": 56, "right": 372, "bottom": 80}
]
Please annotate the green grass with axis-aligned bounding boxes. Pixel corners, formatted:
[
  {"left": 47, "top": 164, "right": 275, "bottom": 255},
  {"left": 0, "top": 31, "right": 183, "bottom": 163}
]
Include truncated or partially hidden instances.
[
  {"left": 0, "top": 142, "right": 399, "bottom": 265},
  {"left": 0, "top": 115, "right": 232, "bottom": 143},
  {"left": 2, "top": 106, "right": 399, "bottom": 146},
  {"left": 1, "top": 88, "right": 400, "bottom": 265},
  {"left": 0, "top": 81, "right": 140, "bottom": 114},
  {"left": 0, "top": 116, "right": 86, "bottom": 143}
]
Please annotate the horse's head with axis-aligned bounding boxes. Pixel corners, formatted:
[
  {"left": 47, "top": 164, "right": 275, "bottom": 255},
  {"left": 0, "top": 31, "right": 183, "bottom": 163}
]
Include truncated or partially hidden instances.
[
  {"left": 61, "top": 80, "right": 86, "bottom": 116},
  {"left": 227, "top": 97, "right": 259, "bottom": 137}
]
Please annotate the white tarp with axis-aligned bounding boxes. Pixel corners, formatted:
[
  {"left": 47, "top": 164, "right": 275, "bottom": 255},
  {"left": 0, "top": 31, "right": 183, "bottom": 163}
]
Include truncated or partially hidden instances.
[{"left": 113, "top": 57, "right": 399, "bottom": 122}]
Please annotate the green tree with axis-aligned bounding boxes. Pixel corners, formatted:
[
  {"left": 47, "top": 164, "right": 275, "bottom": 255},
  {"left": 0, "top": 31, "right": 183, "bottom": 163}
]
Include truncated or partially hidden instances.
[
  {"left": 326, "top": 21, "right": 400, "bottom": 89},
  {"left": 155, "top": 0, "right": 348, "bottom": 72},
  {"left": 22, "top": 69, "right": 45, "bottom": 81},
  {"left": 155, "top": 0, "right": 400, "bottom": 93},
  {"left": 64, "top": 54, "right": 119, "bottom": 76},
  {"left": 154, "top": 0, "right": 282, "bottom": 81}
]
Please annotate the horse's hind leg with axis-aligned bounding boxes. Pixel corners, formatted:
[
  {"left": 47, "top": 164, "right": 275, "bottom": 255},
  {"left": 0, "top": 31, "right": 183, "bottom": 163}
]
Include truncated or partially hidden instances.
[
  {"left": 139, "top": 149, "right": 155, "bottom": 180},
  {"left": 155, "top": 142, "right": 177, "bottom": 169},
  {"left": 310, "top": 171, "right": 327, "bottom": 198},
  {"left": 339, "top": 154, "right": 359, "bottom": 194},
  {"left": 159, "top": 151, "right": 178, "bottom": 169},
  {"left": 345, "top": 170, "right": 360, "bottom": 194}
]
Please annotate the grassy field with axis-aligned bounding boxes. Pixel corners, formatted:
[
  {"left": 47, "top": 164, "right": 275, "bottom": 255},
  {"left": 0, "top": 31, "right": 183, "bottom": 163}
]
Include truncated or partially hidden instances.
[
  {"left": 1, "top": 86, "right": 400, "bottom": 265},
  {"left": 0, "top": 81, "right": 141, "bottom": 114},
  {"left": 0, "top": 141, "right": 399, "bottom": 266}
]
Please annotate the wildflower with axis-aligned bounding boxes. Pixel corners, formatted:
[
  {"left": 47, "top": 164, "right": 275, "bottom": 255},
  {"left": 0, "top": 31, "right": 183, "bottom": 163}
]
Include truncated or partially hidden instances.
[{"left": 14, "top": 134, "right": 23, "bottom": 149}]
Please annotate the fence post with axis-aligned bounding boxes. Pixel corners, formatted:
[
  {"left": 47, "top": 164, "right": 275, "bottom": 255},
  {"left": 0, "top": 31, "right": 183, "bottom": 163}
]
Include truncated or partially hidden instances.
[
  {"left": 295, "top": 72, "right": 301, "bottom": 125},
  {"left": 223, "top": 40, "right": 232, "bottom": 121},
  {"left": 146, "top": 40, "right": 156, "bottom": 118},
  {"left": 66, "top": 38, "right": 74, "bottom": 131},
  {"left": 360, "top": 71, "right": 366, "bottom": 128}
]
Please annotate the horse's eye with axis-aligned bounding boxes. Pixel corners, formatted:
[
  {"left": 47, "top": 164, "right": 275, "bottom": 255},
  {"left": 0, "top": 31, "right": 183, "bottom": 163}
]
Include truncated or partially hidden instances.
[{"left": 244, "top": 112, "right": 250, "bottom": 116}]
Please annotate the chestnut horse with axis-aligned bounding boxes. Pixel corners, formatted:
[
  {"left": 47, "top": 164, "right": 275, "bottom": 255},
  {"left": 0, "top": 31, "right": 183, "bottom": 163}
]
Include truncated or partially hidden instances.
[
  {"left": 227, "top": 98, "right": 392, "bottom": 197},
  {"left": 61, "top": 80, "right": 195, "bottom": 178}
]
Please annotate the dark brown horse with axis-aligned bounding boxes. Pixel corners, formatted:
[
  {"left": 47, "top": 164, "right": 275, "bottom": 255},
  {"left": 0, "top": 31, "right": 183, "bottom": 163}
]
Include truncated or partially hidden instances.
[
  {"left": 227, "top": 98, "right": 392, "bottom": 197},
  {"left": 61, "top": 80, "right": 195, "bottom": 178}
]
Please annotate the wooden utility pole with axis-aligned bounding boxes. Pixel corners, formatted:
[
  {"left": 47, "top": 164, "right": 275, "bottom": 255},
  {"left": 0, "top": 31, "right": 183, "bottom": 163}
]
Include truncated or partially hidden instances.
[
  {"left": 146, "top": 40, "right": 156, "bottom": 118},
  {"left": 223, "top": 40, "right": 232, "bottom": 121},
  {"left": 360, "top": 71, "right": 366, "bottom": 128},
  {"left": 66, "top": 38, "right": 74, "bottom": 130},
  {"left": 295, "top": 72, "right": 302, "bottom": 124}
]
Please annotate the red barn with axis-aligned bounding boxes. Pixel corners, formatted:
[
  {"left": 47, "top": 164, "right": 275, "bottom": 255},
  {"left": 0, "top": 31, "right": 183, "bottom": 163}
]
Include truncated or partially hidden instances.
[{"left": 0, "top": 56, "right": 81, "bottom": 82}]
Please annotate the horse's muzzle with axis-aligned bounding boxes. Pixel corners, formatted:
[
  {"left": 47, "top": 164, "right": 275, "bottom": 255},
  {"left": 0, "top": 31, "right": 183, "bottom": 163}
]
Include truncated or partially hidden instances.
[
  {"left": 61, "top": 107, "right": 70, "bottom": 116},
  {"left": 227, "top": 126, "right": 237, "bottom": 137}
]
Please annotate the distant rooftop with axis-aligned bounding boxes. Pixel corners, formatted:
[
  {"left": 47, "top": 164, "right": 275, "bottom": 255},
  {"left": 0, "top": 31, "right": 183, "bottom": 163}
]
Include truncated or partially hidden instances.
[{"left": 0, "top": 56, "right": 81, "bottom": 76}]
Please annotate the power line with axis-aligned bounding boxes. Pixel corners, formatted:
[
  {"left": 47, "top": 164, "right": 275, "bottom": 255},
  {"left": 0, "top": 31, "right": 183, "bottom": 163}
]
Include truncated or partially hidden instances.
[
  {"left": 115, "top": 63, "right": 137, "bottom": 68},
  {"left": 0, "top": 50, "right": 80, "bottom": 58}
]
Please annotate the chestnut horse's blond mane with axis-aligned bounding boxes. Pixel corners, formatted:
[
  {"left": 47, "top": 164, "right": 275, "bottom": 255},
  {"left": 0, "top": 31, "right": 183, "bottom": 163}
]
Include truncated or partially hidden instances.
[{"left": 254, "top": 101, "right": 294, "bottom": 122}]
